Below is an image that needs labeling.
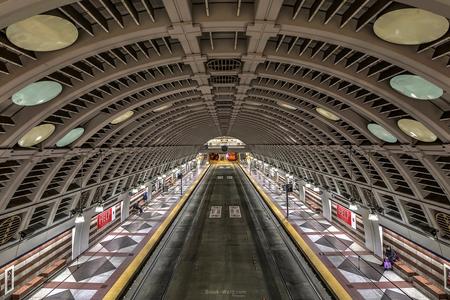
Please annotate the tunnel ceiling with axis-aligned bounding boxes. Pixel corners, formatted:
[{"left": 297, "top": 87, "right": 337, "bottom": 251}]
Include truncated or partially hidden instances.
[{"left": 0, "top": 0, "right": 450, "bottom": 248}]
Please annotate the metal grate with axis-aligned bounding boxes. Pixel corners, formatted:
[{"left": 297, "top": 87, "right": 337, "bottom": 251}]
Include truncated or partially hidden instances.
[
  {"left": 0, "top": 215, "right": 21, "bottom": 246},
  {"left": 209, "top": 75, "right": 239, "bottom": 84},
  {"left": 207, "top": 59, "right": 241, "bottom": 72},
  {"left": 435, "top": 212, "right": 450, "bottom": 239}
]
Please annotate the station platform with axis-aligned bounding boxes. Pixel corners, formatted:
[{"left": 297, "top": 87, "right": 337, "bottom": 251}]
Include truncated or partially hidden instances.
[
  {"left": 241, "top": 164, "right": 430, "bottom": 300},
  {"left": 25, "top": 162, "right": 436, "bottom": 300},
  {"left": 28, "top": 166, "right": 208, "bottom": 300}
]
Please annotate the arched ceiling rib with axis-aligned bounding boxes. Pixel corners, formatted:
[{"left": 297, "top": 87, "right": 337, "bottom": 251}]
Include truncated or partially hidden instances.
[{"left": 0, "top": 0, "right": 449, "bottom": 252}]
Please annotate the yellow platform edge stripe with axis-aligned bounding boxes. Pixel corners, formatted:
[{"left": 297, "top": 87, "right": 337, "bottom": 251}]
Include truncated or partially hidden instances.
[
  {"left": 239, "top": 164, "right": 352, "bottom": 300},
  {"left": 104, "top": 166, "right": 210, "bottom": 300}
]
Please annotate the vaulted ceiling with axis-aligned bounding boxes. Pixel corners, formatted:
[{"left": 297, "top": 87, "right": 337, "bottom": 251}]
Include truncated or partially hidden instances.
[{"left": 0, "top": 0, "right": 449, "bottom": 250}]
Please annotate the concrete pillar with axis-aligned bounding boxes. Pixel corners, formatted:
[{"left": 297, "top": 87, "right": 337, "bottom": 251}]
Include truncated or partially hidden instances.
[
  {"left": 145, "top": 181, "right": 152, "bottom": 203},
  {"left": 321, "top": 190, "right": 332, "bottom": 221},
  {"left": 362, "top": 209, "right": 384, "bottom": 258},
  {"left": 298, "top": 180, "right": 306, "bottom": 202},
  {"left": 72, "top": 210, "right": 94, "bottom": 259},
  {"left": 120, "top": 193, "right": 130, "bottom": 222}
]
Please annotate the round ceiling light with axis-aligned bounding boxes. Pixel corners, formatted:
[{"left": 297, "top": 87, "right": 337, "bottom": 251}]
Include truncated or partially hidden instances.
[
  {"left": 56, "top": 127, "right": 84, "bottom": 147},
  {"left": 111, "top": 111, "right": 134, "bottom": 125},
  {"left": 373, "top": 8, "right": 449, "bottom": 45},
  {"left": 18, "top": 124, "right": 55, "bottom": 147},
  {"left": 397, "top": 119, "right": 437, "bottom": 142},
  {"left": 6, "top": 15, "right": 79, "bottom": 51},
  {"left": 367, "top": 123, "right": 397, "bottom": 143},
  {"left": 390, "top": 74, "right": 443, "bottom": 100},
  {"left": 277, "top": 101, "right": 297, "bottom": 110},
  {"left": 315, "top": 107, "right": 340, "bottom": 121},
  {"left": 153, "top": 103, "right": 172, "bottom": 112},
  {"left": 12, "top": 81, "right": 62, "bottom": 106}
]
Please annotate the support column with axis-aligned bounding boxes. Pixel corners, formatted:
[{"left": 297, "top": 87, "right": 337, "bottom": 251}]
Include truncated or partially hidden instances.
[
  {"left": 120, "top": 193, "right": 130, "bottom": 222},
  {"left": 145, "top": 181, "right": 152, "bottom": 203},
  {"left": 321, "top": 190, "right": 332, "bottom": 221},
  {"left": 297, "top": 180, "right": 305, "bottom": 202},
  {"left": 362, "top": 209, "right": 384, "bottom": 257},
  {"left": 72, "top": 210, "right": 94, "bottom": 260}
]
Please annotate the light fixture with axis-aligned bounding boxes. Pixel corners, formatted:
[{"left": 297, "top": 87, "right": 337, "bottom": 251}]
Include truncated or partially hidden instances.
[
  {"left": 56, "top": 127, "right": 84, "bottom": 147},
  {"left": 373, "top": 8, "right": 449, "bottom": 45},
  {"left": 111, "top": 111, "right": 134, "bottom": 124},
  {"left": 367, "top": 123, "right": 397, "bottom": 143},
  {"left": 428, "top": 228, "right": 439, "bottom": 240},
  {"left": 277, "top": 101, "right": 297, "bottom": 110},
  {"left": 131, "top": 187, "right": 138, "bottom": 194},
  {"left": 390, "top": 74, "right": 443, "bottom": 100},
  {"left": 349, "top": 202, "right": 358, "bottom": 212},
  {"left": 12, "top": 81, "right": 63, "bottom": 106},
  {"left": 157, "top": 176, "right": 162, "bottom": 180},
  {"left": 313, "top": 186, "right": 320, "bottom": 192},
  {"left": 74, "top": 212, "right": 85, "bottom": 224},
  {"left": 397, "top": 119, "right": 437, "bottom": 142},
  {"left": 368, "top": 210, "right": 379, "bottom": 222},
  {"left": 95, "top": 203, "right": 104, "bottom": 213},
  {"left": 140, "top": 183, "right": 146, "bottom": 189},
  {"left": 18, "top": 124, "right": 55, "bottom": 147},
  {"left": 305, "top": 182, "right": 312, "bottom": 188},
  {"left": 153, "top": 103, "right": 172, "bottom": 112},
  {"left": 6, "top": 15, "right": 79, "bottom": 51},
  {"left": 315, "top": 107, "right": 340, "bottom": 121},
  {"left": 246, "top": 100, "right": 262, "bottom": 106}
]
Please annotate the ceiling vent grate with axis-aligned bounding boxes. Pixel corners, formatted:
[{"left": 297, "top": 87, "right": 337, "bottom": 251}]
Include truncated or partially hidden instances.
[
  {"left": 207, "top": 59, "right": 241, "bottom": 72},
  {"left": 435, "top": 212, "right": 450, "bottom": 239},
  {"left": 0, "top": 215, "right": 22, "bottom": 246},
  {"left": 209, "top": 75, "right": 239, "bottom": 85}
]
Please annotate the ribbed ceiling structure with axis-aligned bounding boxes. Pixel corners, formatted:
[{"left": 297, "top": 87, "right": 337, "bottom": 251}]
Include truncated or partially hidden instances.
[{"left": 0, "top": 0, "right": 449, "bottom": 251}]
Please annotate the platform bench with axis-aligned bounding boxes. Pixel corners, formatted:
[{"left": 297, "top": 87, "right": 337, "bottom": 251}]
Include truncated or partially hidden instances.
[
  {"left": 12, "top": 275, "right": 45, "bottom": 300},
  {"left": 41, "top": 259, "right": 66, "bottom": 277},
  {"left": 413, "top": 275, "right": 448, "bottom": 300},
  {"left": 394, "top": 261, "right": 417, "bottom": 280}
]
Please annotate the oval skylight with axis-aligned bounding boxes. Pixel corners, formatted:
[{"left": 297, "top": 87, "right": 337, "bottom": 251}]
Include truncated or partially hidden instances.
[
  {"left": 373, "top": 8, "right": 449, "bottom": 45},
  {"left": 397, "top": 119, "right": 437, "bottom": 142},
  {"left": 315, "top": 107, "right": 340, "bottom": 121},
  {"left": 390, "top": 75, "right": 443, "bottom": 100},
  {"left": 56, "top": 127, "right": 84, "bottom": 147},
  {"left": 277, "top": 101, "right": 297, "bottom": 110},
  {"left": 367, "top": 123, "right": 397, "bottom": 143},
  {"left": 12, "top": 81, "right": 62, "bottom": 106},
  {"left": 111, "top": 111, "right": 134, "bottom": 124},
  {"left": 18, "top": 124, "right": 55, "bottom": 147},
  {"left": 6, "top": 15, "right": 78, "bottom": 51}
]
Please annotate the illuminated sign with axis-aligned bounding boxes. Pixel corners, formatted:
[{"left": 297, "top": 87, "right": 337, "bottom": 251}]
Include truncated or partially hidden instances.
[
  {"left": 336, "top": 204, "right": 356, "bottom": 229},
  {"left": 97, "top": 207, "right": 116, "bottom": 229}
]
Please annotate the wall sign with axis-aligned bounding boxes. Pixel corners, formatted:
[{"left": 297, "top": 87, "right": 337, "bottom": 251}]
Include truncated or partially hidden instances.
[
  {"left": 4, "top": 265, "right": 14, "bottom": 295},
  {"left": 336, "top": 204, "right": 357, "bottom": 229},
  {"left": 97, "top": 207, "right": 116, "bottom": 229}
]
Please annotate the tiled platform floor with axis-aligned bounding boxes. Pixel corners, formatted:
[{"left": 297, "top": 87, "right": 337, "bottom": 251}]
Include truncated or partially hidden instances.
[
  {"left": 245, "top": 166, "right": 429, "bottom": 300},
  {"left": 29, "top": 168, "right": 205, "bottom": 300}
]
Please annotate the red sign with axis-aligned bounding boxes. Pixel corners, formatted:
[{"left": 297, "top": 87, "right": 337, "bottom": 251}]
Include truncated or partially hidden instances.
[
  {"left": 336, "top": 204, "right": 356, "bottom": 229},
  {"left": 97, "top": 207, "right": 116, "bottom": 229}
]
